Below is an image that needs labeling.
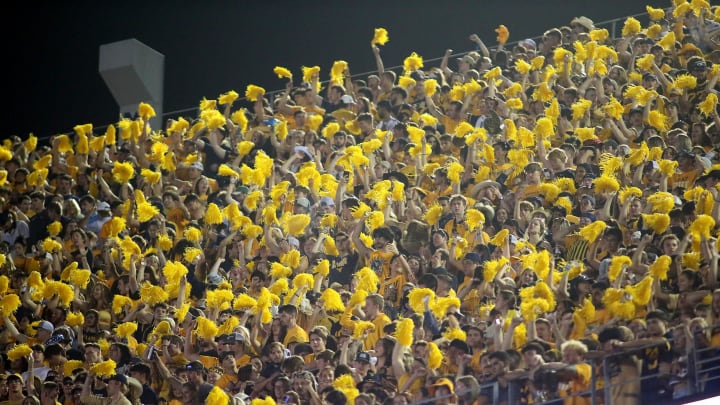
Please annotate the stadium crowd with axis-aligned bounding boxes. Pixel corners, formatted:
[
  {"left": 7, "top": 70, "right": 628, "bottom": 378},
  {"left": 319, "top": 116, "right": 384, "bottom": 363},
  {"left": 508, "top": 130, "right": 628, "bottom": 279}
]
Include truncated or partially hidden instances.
[{"left": 0, "top": 2, "right": 719, "bottom": 405}]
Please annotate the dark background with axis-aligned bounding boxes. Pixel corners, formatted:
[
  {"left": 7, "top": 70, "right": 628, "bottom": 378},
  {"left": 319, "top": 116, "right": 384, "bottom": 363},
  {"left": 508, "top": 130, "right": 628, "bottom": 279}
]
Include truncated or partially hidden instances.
[{"left": 4, "top": 0, "right": 660, "bottom": 141}]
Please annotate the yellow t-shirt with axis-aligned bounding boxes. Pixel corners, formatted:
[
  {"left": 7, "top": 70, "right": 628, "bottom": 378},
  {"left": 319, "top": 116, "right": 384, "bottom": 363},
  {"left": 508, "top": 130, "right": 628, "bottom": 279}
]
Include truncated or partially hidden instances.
[
  {"left": 284, "top": 324, "right": 309, "bottom": 347},
  {"left": 558, "top": 362, "right": 592, "bottom": 405}
]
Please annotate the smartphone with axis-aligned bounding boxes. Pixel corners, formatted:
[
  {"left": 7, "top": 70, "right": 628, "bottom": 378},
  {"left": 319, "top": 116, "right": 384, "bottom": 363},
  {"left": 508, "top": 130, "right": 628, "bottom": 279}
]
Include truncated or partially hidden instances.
[{"left": 147, "top": 346, "right": 156, "bottom": 360}]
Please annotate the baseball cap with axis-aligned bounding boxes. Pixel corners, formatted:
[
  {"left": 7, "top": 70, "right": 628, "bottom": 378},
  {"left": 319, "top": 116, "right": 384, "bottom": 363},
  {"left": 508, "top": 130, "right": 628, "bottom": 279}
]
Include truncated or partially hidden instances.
[
  {"left": 355, "top": 351, "right": 371, "bottom": 363},
  {"left": 189, "top": 162, "right": 204, "bottom": 171},
  {"left": 295, "top": 197, "right": 311, "bottom": 209},
  {"left": 319, "top": 197, "right": 335, "bottom": 207},
  {"left": 37, "top": 320, "right": 54, "bottom": 333},
  {"left": 463, "top": 252, "right": 483, "bottom": 263},
  {"left": 456, "top": 55, "right": 477, "bottom": 65},
  {"left": 571, "top": 16, "right": 595, "bottom": 31},
  {"left": 286, "top": 236, "right": 301, "bottom": 250},
  {"left": 580, "top": 212, "right": 597, "bottom": 222},
  {"left": 186, "top": 360, "right": 205, "bottom": 372},
  {"left": 580, "top": 195, "right": 596, "bottom": 206},
  {"left": 340, "top": 95, "right": 356, "bottom": 105},
  {"left": 6, "top": 374, "right": 22, "bottom": 383},
  {"left": 97, "top": 201, "right": 111, "bottom": 212},
  {"left": 107, "top": 374, "right": 128, "bottom": 385},
  {"left": 519, "top": 38, "right": 536, "bottom": 51},
  {"left": 430, "top": 378, "right": 455, "bottom": 396},
  {"left": 642, "top": 72, "right": 658, "bottom": 81},
  {"left": 688, "top": 59, "right": 708, "bottom": 72}
]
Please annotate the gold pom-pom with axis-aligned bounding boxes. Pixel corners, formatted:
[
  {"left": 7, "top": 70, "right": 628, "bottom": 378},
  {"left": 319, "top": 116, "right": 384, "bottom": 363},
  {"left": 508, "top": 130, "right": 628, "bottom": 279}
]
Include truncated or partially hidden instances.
[
  {"left": 403, "top": 52, "right": 423, "bottom": 73},
  {"left": 47, "top": 221, "right": 62, "bottom": 237},
  {"left": 514, "top": 59, "right": 531, "bottom": 75},
  {"left": 0, "top": 294, "right": 21, "bottom": 317},
  {"left": 646, "top": 5, "right": 665, "bottom": 20},
  {"left": 423, "top": 204, "right": 443, "bottom": 226},
  {"left": 674, "top": 74, "right": 697, "bottom": 90},
  {"left": 442, "top": 327, "right": 467, "bottom": 342},
  {"left": 218, "top": 90, "right": 239, "bottom": 106},
  {"left": 195, "top": 316, "right": 219, "bottom": 340},
  {"left": 647, "top": 191, "right": 675, "bottom": 214},
  {"left": 138, "top": 102, "right": 156, "bottom": 120},
  {"left": 424, "top": 79, "right": 438, "bottom": 97},
  {"left": 112, "top": 161, "right": 135, "bottom": 183},
  {"left": 682, "top": 252, "right": 702, "bottom": 271},
  {"left": 273, "top": 66, "right": 293, "bottom": 79},
  {"left": 428, "top": 342, "right": 443, "bottom": 369},
  {"left": 206, "top": 386, "right": 230, "bottom": 405},
  {"left": 69, "top": 268, "right": 91, "bottom": 290},
  {"left": 270, "top": 278, "right": 290, "bottom": 297},
  {"left": 64, "top": 360, "right": 85, "bottom": 377},
  {"left": 183, "top": 247, "right": 203, "bottom": 264},
  {"left": 608, "top": 256, "right": 632, "bottom": 282},
  {"left": 618, "top": 187, "right": 643, "bottom": 204},
  {"left": 698, "top": 93, "right": 718, "bottom": 117},
  {"left": 490, "top": 229, "right": 509, "bottom": 247},
  {"left": 579, "top": 221, "right": 607, "bottom": 243},
  {"left": 302, "top": 65, "right": 321, "bottom": 83},
  {"left": 204, "top": 203, "right": 223, "bottom": 225},
  {"left": 622, "top": 17, "right": 641, "bottom": 37},
  {"left": 495, "top": 24, "right": 509, "bottom": 44},
  {"left": 320, "top": 288, "right": 345, "bottom": 313},
  {"left": 408, "top": 288, "right": 436, "bottom": 314},
  {"left": 396, "top": 318, "right": 414, "bottom": 347},
  {"left": 372, "top": 27, "right": 390, "bottom": 45},
  {"left": 8, "top": 344, "right": 33, "bottom": 361},
  {"left": 90, "top": 359, "right": 117, "bottom": 378},
  {"left": 688, "top": 214, "right": 716, "bottom": 240},
  {"left": 649, "top": 255, "right": 672, "bottom": 281},
  {"left": 594, "top": 174, "right": 620, "bottom": 193},
  {"left": 282, "top": 214, "right": 311, "bottom": 236},
  {"left": 355, "top": 267, "right": 379, "bottom": 293},
  {"left": 353, "top": 320, "right": 376, "bottom": 339},
  {"left": 140, "top": 282, "right": 169, "bottom": 306},
  {"left": 245, "top": 85, "right": 265, "bottom": 102},
  {"left": 184, "top": 227, "right": 202, "bottom": 243}
]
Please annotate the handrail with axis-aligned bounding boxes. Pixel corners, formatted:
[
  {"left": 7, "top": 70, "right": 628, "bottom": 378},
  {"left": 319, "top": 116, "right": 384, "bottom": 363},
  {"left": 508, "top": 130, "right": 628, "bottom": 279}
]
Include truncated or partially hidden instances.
[
  {"left": 36, "top": 9, "right": 662, "bottom": 143},
  {"left": 408, "top": 322, "right": 720, "bottom": 405}
]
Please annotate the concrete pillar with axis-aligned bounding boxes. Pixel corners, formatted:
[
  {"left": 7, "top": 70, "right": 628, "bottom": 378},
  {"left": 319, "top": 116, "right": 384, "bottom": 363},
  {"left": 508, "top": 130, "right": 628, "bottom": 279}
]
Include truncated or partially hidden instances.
[{"left": 99, "top": 39, "right": 164, "bottom": 129}]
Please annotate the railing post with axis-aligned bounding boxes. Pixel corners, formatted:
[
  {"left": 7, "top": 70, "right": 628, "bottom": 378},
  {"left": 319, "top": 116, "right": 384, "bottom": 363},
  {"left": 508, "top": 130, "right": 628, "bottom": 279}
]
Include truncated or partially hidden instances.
[
  {"left": 602, "top": 355, "right": 612, "bottom": 405},
  {"left": 590, "top": 359, "right": 597, "bottom": 405},
  {"left": 493, "top": 381, "right": 499, "bottom": 405},
  {"left": 690, "top": 334, "right": 700, "bottom": 396}
]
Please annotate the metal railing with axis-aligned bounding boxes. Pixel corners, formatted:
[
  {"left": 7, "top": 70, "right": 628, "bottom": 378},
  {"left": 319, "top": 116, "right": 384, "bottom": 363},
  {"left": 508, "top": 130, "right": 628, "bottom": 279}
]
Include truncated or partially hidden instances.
[
  {"left": 409, "top": 324, "right": 720, "bottom": 405},
  {"left": 36, "top": 8, "right": 664, "bottom": 143}
]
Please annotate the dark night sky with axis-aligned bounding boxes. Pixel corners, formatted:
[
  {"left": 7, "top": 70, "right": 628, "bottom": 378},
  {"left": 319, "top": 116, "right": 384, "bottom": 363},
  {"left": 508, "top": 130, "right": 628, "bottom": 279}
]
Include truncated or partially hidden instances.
[{"left": 4, "top": 0, "right": 662, "bottom": 141}]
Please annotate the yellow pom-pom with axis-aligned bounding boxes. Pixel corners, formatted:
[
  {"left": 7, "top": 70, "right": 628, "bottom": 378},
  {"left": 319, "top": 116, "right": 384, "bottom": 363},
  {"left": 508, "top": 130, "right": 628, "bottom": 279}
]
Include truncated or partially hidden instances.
[
  {"left": 355, "top": 267, "right": 379, "bottom": 293},
  {"left": 196, "top": 316, "right": 219, "bottom": 340},
  {"left": 319, "top": 288, "right": 345, "bottom": 313},
  {"left": 273, "top": 66, "right": 293, "bottom": 79},
  {"left": 396, "top": 318, "right": 414, "bottom": 347},
  {"left": 138, "top": 102, "right": 156, "bottom": 120},
  {"left": 112, "top": 161, "right": 135, "bottom": 183},
  {"left": 579, "top": 221, "right": 607, "bottom": 243},
  {"left": 218, "top": 90, "right": 239, "bottom": 106},
  {"left": 184, "top": 227, "right": 202, "bottom": 243},
  {"left": 594, "top": 174, "right": 620, "bottom": 193},
  {"left": 47, "top": 221, "right": 62, "bottom": 237},
  {"left": 403, "top": 52, "right": 424, "bottom": 73},
  {"left": 372, "top": 27, "right": 389, "bottom": 45},
  {"left": 608, "top": 256, "right": 632, "bottom": 282},
  {"left": 649, "top": 255, "right": 672, "bottom": 281},
  {"left": 424, "top": 79, "right": 438, "bottom": 97},
  {"left": 442, "top": 327, "right": 467, "bottom": 342},
  {"left": 183, "top": 247, "right": 203, "bottom": 264},
  {"left": 90, "top": 360, "right": 117, "bottom": 378},
  {"left": 622, "top": 17, "right": 641, "bottom": 37},
  {"left": 353, "top": 320, "right": 376, "bottom": 339},
  {"left": 428, "top": 342, "right": 443, "bottom": 369},
  {"left": 495, "top": 24, "right": 509, "bottom": 44},
  {"left": 408, "top": 288, "right": 436, "bottom": 314},
  {"left": 423, "top": 204, "right": 443, "bottom": 226},
  {"left": 698, "top": 93, "right": 718, "bottom": 117},
  {"left": 7, "top": 344, "right": 33, "bottom": 362},
  {"left": 245, "top": 84, "right": 266, "bottom": 102},
  {"left": 674, "top": 74, "right": 697, "bottom": 90},
  {"left": 646, "top": 5, "right": 665, "bottom": 20}
]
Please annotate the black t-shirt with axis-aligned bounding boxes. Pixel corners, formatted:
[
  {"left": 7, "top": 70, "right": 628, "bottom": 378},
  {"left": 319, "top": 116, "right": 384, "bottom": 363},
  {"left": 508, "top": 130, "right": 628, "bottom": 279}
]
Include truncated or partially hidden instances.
[
  {"left": 140, "top": 384, "right": 160, "bottom": 405},
  {"left": 329, "top": 252, "right": 359, "bottom": 287}
]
